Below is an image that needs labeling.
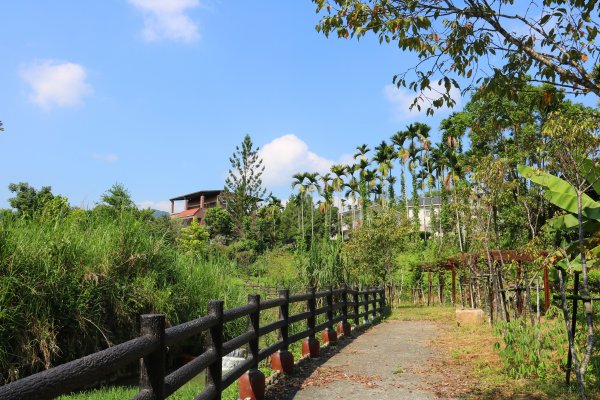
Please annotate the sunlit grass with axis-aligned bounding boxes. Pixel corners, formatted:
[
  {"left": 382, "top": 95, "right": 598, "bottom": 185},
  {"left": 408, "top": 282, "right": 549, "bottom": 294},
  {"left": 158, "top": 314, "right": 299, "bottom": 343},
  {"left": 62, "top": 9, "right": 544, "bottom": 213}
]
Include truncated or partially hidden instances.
[
  {"left": 392, "top": 305, "right": 589, "bottom": 399},
  {"left": 60, "top": 374, "right": 240, "bottom": 400}
]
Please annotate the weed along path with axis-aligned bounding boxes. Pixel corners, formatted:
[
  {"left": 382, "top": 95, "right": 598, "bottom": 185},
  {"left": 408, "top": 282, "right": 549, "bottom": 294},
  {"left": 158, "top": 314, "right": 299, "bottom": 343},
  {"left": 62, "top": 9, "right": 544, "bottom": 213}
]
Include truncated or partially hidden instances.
[{"left": 265, "top": 319, "right": 456, "bottom": 400}]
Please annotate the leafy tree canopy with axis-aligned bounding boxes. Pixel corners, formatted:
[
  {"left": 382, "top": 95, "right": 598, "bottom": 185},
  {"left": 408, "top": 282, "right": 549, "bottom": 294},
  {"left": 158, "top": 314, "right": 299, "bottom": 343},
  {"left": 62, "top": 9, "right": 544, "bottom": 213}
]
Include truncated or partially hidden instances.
[
  {"left": 177, "top": 218, "right": 210, "bottom": 254},
  {"left": 313, "top": 0, "right": 600, "bottom": 114},
  {"left": 204, "top": 207, "right": 235, "bottom": 239},
  {"left": 100, "top": 183, "right": 136, "bottom": 211},
  {"left": 8, "top": 182, "right": 54, "bottom": 218},
  {"left": 343, "top": 208, "right": 408, "bottom": 283}
]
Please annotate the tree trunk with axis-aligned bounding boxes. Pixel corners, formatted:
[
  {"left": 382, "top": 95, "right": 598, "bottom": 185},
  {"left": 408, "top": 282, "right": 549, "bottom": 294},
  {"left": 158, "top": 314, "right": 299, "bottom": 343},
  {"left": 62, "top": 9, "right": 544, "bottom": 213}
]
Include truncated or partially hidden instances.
[
  {"left": 558, "top": 268, "right": 587, "bottom": 399},
  {"left": 577, "top": 190, "right": 595, "bottom": 379},
  {"left": 524, "top": 270, "right": 535, "bottom": 326},
  {"left": 310, "top": 199, "right": 314, "bottom": 240},
  {"left": 453, "top": 189, "right": 464, "bottom": 252},
  {"left": 300, "top": 193, "right": 305, "bottom": 240}
]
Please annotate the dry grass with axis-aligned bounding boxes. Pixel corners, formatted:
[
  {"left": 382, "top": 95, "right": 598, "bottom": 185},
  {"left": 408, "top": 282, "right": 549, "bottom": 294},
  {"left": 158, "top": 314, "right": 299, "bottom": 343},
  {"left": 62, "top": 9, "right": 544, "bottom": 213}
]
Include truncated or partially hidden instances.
[
  {"left": 391, "top": 304, "right": 456, "bottom": 322},
  {"left": 393, "top": 306, "right": 587, "bottom": 400}
]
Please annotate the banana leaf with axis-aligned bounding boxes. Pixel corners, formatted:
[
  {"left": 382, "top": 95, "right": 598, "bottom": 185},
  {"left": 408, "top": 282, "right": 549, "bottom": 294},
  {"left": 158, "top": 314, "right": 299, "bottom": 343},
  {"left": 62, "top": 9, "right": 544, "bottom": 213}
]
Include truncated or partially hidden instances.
[
  {"left": 518, "top": 165, "right": 600, "bottom": 221},
  {"left": 548, "top": 214, "right": 600, "bottom": 233},
  {"left": 580, "top": 157, "right": 600, "bottom": 196}
]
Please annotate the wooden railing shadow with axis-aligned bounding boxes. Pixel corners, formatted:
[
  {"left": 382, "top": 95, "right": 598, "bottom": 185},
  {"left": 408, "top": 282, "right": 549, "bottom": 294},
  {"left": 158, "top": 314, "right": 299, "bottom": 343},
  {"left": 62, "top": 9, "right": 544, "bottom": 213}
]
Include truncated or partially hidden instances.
[{"left": 263, "top": 314, "right": 387, "bottom": 400}]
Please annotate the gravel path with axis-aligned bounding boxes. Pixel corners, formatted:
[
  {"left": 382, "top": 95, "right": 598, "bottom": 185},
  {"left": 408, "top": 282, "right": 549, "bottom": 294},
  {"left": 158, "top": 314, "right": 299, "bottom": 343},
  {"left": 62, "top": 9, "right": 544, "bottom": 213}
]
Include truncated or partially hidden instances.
[{"left": 264, "top": 320, "right": 454, "bottom": 400}]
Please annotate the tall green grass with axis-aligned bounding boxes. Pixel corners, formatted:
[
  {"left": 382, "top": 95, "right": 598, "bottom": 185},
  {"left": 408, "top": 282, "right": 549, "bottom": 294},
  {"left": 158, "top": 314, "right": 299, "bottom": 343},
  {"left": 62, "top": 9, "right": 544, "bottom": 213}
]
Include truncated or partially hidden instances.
[{"left": 0, "top": 211, "right": 245, "bottom": 384}]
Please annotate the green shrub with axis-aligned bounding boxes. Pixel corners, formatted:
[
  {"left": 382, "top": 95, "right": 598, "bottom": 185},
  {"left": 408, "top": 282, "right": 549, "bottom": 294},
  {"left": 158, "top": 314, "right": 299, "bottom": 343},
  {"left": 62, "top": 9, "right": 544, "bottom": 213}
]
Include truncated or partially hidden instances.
[
  {"left": 494, "top": 311, "right": 568, "bottom": 380},
  {"left": 230, "top": 239, "right": 258, "bottom": 267},
  {"left": 0, "top": 210, "right": 245, "bottom": 383}
]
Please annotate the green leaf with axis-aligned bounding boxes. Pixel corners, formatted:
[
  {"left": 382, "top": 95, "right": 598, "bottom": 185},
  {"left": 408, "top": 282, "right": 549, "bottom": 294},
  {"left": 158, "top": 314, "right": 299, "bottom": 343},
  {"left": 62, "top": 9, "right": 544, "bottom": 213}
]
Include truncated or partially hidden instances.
[
  {"left": 581, "top": 158, "right": 600, "bottom": 196},
  {"left": 518, "top": 164, "right": 575, "bottom": 195},
  {"left": 544, "top": 190, "right": 600, "bottom": 221},
  {"left": 548, "top": 214, "right": 600, "bottom": 233},
  {"left": 518, "top": 165, "right": 600, "bottom": 221},
  {"left": 540, "top": 14, "right": 551, "bottom": 25},
  {"left": 548, "top": 213, "right": 579, "bottom": 229}
]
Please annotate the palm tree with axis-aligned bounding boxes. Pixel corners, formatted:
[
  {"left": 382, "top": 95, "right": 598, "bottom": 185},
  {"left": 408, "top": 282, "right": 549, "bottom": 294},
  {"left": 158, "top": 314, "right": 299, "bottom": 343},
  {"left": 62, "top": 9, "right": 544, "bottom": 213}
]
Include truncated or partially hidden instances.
[
  {"left": 362, "top": 168, "right": 377, "bottom": 226},
  {"left": 443, "top": 146, "right": 465, "bottom": 252},
  {"left": 419, "top": 134, "right": 434, "bottom": 241},
  {"left": 344, "top": 177, "right": 360, "bottom": 230},
  {"left": 331, "top": 164, "right": 347, "bottom": 237},
  {"left": 387, "top": 175, "right": 397, "bottom": 203},
  {"left": 266, "top": 194, "right": 282, "bottom": 243},
  {"left": 346, "top": 163, "right": 359, "bottom": 180},
  {"left": 354, "top": 144, "right": 370, "bottom": 162},
  {"left": 373, "top": 140, "right": 395, "bottom": 207},
  {"left": 305, "top": 172, "right": 320, "bottom": 239},
  {"left": 391, "top": 130, "right": 410, "bottom": 216},
  {"left": 353, "top": 159, "right": 370, "bottom": 226},
  {"left": 430, "top": 143, "right": 447, "bottom": 239},
  {"left": 416, "top": 168, "right": 432, "bottom": 237},
  {"left": 353, "top": 145, "right": 371, "bottom": 224},
  {"left": 319, "top": 172, "right": 334, "bottom": 237},
  {"left": 438, "top": 115, "right": 466, "bottom": 251},
  {"left": 406, "top": 123, "right": 431, "bottom": 234},
  {"left": 371, "top": 182, "right": 384, "bottom": 204},
  {"left": 407, "top": 142, "right": 422, "bottom": 232},
  {"left": 291, "top": 172, "right": 308, "bottom": 241}
]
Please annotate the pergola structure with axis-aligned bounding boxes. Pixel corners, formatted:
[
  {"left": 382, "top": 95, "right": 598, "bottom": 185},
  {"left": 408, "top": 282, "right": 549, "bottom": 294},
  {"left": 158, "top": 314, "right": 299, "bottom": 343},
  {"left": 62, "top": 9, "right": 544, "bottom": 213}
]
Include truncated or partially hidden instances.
[
  {"left": 413, "top": 260, "right": 457, "bottom": 306},
  {"left": 415, "top": 249, "right": 551, "bottom": 314}
]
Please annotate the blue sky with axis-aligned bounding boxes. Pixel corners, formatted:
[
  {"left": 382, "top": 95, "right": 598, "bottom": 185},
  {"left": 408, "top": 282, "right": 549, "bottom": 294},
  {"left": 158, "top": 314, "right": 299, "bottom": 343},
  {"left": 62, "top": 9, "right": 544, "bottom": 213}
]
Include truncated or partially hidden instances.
[{"left": 1, "top": 1, "right": 597, "bottom": 211}]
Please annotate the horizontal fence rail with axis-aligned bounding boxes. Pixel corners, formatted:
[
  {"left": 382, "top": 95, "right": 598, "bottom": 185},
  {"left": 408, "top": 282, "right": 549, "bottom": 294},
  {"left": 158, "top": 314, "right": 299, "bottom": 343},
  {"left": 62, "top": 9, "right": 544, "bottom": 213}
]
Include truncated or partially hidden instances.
[{"left": 0, "top": 285, "right": 386, "bottom": 400}]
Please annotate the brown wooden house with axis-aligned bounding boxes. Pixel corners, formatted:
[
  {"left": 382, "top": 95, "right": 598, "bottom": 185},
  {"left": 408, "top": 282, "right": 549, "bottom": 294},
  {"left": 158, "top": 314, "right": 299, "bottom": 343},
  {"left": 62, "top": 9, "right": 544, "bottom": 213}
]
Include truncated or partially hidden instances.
[{"left": 169, "top": 189, "right": 223, "bottom": 225}]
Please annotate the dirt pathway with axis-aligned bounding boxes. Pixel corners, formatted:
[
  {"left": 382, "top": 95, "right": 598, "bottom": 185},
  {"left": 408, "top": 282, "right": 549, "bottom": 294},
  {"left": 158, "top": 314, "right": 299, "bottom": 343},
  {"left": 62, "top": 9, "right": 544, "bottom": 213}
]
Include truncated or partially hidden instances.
[{"left": 265, "top": 320, "right": 459, "bottom": 400}]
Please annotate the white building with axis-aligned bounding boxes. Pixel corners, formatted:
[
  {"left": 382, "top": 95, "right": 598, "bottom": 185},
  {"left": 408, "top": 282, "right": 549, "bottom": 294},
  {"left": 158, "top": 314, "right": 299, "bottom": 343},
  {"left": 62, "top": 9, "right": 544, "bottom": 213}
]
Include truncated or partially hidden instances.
[
  {"left": 407, "top": 196, "right": 442, "bottom": 232},
  {"left": 338, "top": 196, "right": 444, "bottom": 238}
]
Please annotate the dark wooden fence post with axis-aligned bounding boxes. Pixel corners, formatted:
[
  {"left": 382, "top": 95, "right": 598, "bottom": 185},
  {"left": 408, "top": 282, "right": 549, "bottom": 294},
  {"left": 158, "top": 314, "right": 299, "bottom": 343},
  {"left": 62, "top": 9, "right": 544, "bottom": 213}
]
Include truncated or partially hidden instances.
[
  {"left": 427, "top": 271, "right": 432, "bottom": 306},
  {"left": 371, "top": 287, "right": 377, "bottom": 319},
  {"left": 239, "top": 294, "right": 265, "bottom": 400},
  {"left": 302, "top": 287, "right": 320, "bottom": 357},
  {"left": 139, "top": 314, "right": 166, "bottom": 400},
  {"left": 248, "top": 294, "right": 261, "bottom": 369},
  {"left": 363, "top": 287, "right": 370, "bottom": 324},
  {"left": 543, "top": 265, "right": 550, "bottom": 311},
  {"left": 337, "top": 284, "right": 351, "bottom": 336},
  {"left": 353, "top": 285, "right": 360, "bottom": 328},
  {"left": 205, "top": 300, "right": 224, "bottom": 400},
  {"left": 322, "top": 286, "right": 338, "bottom": 344},
  {"left": 379, "top": 285, "right": 386, "bottom": 316},
  {"left": 271, "top": 289, "right": 294, "bottom": 374},
  {"left": 452, "top": 267, "right": 457, "bottom": 305}
]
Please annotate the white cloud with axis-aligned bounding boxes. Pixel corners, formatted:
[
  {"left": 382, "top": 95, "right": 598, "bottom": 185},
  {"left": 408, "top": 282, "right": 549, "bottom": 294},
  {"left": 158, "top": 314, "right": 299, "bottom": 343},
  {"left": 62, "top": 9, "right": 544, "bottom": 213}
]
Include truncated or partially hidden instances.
[
  {"left": 384, "top": 82, "right": 460, "bottom": 121},
  {"left": 92, "top": 153, "right": 118, "bottom": 163},
  {"left": 137, "top": 200, "right": 183, "bottom": 213},
  {"left": 260, "top": 134, "right": 342, "bottom": 190},
  {"left": 129, "top": 0, "right": 200, "bottom": 43},
  {"left": 20, "top": 60, "right": 92, "bottom": 110}
]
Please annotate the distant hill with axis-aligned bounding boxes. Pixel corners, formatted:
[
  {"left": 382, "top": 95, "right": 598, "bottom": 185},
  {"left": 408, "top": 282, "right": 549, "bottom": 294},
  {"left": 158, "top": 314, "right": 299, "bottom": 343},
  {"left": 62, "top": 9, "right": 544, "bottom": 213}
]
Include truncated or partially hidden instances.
[{"left": 151, "top": 209, "right": 169, "bottom": 218}]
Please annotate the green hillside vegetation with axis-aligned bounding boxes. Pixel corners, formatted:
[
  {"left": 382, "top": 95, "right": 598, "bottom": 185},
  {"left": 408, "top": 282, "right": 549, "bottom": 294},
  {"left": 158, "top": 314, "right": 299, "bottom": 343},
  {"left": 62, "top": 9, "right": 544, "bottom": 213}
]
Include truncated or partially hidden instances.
[{"left": 0, "top": 184, "right": 246, "bottom": 384}]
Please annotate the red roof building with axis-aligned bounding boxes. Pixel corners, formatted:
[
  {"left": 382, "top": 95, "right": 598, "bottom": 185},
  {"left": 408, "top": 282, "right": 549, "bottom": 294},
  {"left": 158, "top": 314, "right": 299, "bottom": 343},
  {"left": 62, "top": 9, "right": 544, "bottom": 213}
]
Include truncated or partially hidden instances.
[{"left": 169, "top": 189, "right": 223, "bottom": 225}]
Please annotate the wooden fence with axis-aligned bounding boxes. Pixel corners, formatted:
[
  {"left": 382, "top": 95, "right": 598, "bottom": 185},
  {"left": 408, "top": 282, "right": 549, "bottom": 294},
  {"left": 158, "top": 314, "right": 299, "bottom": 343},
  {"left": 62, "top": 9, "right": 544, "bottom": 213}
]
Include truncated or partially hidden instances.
[{"left": 0, "top": 285, "right": 386, "bottom": 400}]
